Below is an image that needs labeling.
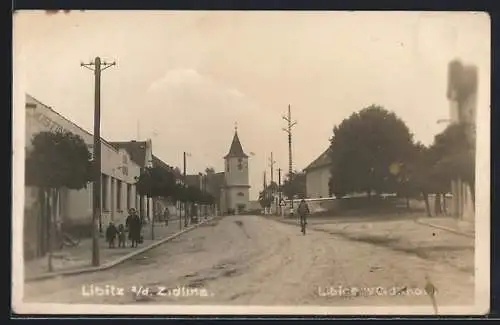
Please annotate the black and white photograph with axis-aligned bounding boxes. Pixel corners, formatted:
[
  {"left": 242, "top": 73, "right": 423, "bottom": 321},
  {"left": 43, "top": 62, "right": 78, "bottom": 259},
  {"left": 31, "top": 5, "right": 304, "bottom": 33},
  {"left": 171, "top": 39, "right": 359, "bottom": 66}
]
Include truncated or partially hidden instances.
[{"left": 12, "top": 10, "right": 490, "bottom": 315}]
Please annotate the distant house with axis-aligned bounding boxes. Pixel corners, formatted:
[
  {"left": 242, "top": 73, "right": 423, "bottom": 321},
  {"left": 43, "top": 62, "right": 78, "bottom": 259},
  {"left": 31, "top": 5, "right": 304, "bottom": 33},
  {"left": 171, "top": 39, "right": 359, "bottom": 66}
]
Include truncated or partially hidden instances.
[
  {"left": 193, "top": 127, "right": 252, "bottom": 215},
  {"left": 303, "top": 147, "right": 332, "bottom": 199},
  {"left": 109, "top": 140, "right": 179, "bottom": 219}
]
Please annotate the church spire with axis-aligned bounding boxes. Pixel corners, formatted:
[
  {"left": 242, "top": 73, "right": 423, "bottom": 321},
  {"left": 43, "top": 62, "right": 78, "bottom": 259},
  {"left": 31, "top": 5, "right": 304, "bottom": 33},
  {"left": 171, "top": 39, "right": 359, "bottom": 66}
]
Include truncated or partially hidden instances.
[{"left": 224, "top": 123, "right": 248, "bottom": 159}]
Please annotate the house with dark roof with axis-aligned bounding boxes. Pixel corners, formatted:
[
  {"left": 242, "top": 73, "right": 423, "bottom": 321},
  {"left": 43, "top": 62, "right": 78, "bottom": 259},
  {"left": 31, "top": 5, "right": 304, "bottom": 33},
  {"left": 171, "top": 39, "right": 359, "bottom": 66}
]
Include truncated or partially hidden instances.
[
  {"left": 303, "top": 146, "right": 333, "bottom": 198},
  {"left": 109, "top": 140, "right": 150, "bottom": 167},
  {"left": 109, "top": 140, "right": 181, "bottom": 219}
]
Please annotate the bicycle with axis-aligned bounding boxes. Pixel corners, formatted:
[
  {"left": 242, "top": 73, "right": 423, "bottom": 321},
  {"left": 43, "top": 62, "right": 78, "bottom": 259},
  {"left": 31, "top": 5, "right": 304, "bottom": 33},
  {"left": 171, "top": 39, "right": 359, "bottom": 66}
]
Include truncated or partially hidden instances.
[{"left": 59, "top": 232, "right": 81, "bottom": 249}]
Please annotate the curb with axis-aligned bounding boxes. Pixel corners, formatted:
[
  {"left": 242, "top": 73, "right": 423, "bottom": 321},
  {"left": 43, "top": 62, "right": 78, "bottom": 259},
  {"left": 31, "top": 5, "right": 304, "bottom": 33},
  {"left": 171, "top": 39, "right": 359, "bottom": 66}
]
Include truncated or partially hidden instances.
[
  {"left": 25, "top": 217, "right": 217, "bottom": 282},
  {"left": 414, "top": 219, "right": 475, "bottom": 238}
]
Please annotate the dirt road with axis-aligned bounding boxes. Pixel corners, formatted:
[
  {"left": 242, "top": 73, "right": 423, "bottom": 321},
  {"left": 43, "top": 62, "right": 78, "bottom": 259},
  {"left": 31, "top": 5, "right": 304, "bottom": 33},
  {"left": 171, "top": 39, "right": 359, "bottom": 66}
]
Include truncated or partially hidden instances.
[{"left": 23, "top": 215, "right": 475, "bottom": 309}]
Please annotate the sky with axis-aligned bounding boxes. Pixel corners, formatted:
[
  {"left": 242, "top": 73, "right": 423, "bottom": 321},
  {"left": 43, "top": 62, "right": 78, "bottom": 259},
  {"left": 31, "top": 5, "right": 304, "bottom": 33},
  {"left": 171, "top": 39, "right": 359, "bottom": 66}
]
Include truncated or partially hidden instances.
[{"left": 14, "top": 11, "right": 490, "bottom": 200}]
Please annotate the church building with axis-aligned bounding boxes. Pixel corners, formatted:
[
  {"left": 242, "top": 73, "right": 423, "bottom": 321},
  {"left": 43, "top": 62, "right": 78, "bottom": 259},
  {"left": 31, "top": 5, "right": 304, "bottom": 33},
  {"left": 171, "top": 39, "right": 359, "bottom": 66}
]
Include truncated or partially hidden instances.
[{"left": 219, "top": 126, "right": 251, "bottom": 214}]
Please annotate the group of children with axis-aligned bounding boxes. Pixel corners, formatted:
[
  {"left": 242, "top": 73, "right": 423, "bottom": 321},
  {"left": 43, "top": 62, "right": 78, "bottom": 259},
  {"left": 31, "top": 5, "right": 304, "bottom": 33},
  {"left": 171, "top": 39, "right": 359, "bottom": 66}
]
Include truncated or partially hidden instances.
[{"left": 105, "top": 222, "right": 127, "bottom": 248}]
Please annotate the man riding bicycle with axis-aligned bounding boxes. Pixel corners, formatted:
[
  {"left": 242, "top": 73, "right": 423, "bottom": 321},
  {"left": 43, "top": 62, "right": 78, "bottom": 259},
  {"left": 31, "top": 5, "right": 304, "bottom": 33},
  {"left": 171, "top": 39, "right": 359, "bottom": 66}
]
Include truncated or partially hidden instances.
[{"left": 297, "top": 199, "right": 310, "bottom": 231}]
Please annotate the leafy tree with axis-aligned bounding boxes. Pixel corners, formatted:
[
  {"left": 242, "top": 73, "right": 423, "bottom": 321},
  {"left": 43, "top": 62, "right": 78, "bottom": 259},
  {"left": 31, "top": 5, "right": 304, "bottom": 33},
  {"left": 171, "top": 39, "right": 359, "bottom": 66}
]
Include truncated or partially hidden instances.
[
  {"left": 400, "top": 143, "right": 440, "bottom": 216},
  {"left": 434, "top": 124, "right": 475, "bottom": 180},
  {"left": 25, "top": 131, "right": 92, "bottom": 270},
  {"left": 430, "top": 123, "right": 475, "bottom": 209},
  {"left": 402, "top": 123, "right": 475, "bottom": 217},
  {"left": 205, "top": 167, "right": 216, "bottom": 174},
  {"left": 258, "top": 183, "right": 276, "bottom": 209},
  {"left": 267, "top": 181, "right": 279, "bottom": 193},
  {"left": 26, "top": 131, "right": 92, "bottom": 189},
  {"left": 328, "top": 105, "right": 415, "bottom": 198},
  {"left": 135, "top": 165, "right": 177, "bottom": 238},
  {"left": 282, "top": 171, "right": 306, "bottom": 199},
  {"left": 135, "top": 166, "right": 177, "bottom": 199}
]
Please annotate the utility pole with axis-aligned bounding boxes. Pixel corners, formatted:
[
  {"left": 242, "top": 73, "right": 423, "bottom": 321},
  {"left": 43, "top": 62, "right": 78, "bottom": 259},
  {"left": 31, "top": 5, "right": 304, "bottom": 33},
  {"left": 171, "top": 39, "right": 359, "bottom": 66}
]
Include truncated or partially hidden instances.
[
  {"left": 268, "top": 152, "right": 276, "bottom": 214},
  {"left": 263, "top": 171, "right": 267, "bottom": 214},
  {"left": 81, "top": 56, "right": 115, "bottom": 267},
  {"left": 183, "top": 152, "right": 189, "bottom": 227},
  {"left": 278, "top": 167, "right": 282, "bottom": 216},
  {"left": 268, "top": 152, "right": 276, "bottom": 184},
  {"left": 282, "top": 104, "right": 297, "bottom": 210}
]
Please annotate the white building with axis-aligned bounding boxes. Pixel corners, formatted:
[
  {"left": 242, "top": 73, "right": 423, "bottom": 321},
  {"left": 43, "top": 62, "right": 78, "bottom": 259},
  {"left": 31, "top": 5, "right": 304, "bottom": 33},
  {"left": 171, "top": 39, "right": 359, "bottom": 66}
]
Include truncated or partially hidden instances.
[
  {"left": 220, "top": 128, "right": 251, "bottom": 214},
  {"left": 24, "top": 94, "right": 147, "bottom": 258},
  {"left": 304, "top": 147, "right": 332, "bottom": 199}
]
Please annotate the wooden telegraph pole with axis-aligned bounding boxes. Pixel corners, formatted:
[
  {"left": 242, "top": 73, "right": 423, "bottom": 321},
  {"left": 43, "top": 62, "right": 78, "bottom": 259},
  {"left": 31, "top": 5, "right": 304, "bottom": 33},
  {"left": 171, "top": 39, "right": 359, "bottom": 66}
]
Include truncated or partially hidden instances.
[
  {"left": 277, "top": 167, "right": 282, "bottom": 216},
  {"left": 282, "top": 104, "right": 297, "bottom": 211},
  {"left": 81, "top": 57, "right": 116, "bottom": 266}
]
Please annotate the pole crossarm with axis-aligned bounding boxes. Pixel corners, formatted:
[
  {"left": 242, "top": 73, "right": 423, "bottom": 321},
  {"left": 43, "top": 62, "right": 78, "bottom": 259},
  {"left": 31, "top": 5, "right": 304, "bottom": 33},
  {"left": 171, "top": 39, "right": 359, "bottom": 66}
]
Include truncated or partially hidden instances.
[
  {"left": 101, "top": 62, "right": 117, "bottom": 71},
  {"left": 81, "top": 61, "right": 116, "bottom": 71},
  {"left": 80, "top": 63, "right": 95, "bottom": 71}
]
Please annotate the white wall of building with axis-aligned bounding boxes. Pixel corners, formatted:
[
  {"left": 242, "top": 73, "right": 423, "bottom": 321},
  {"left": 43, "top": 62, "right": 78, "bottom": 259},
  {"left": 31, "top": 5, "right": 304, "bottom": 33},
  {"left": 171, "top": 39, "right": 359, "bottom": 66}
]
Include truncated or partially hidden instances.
[
  {"left": 25, "top": 94, "right": 141, "bottom": 228},
  {"left": 226, "top": 187, "right": 250, "bottom": 212},
  {"left": 225, "top": 156, "right": 249, "bottom": 186},
  {"left": 305, "top": 167, "right": 331, "bottom": 199},
  {"left": 224, "top": 156, "right": 250, "bottom": 212}
]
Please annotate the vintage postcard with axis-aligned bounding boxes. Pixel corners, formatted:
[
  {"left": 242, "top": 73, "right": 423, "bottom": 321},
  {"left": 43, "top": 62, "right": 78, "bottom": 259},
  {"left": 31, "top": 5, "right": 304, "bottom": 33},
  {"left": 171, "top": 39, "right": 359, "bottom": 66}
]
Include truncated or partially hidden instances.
[{"left": 12, "top": 10, "right": 490, "bottom": 316}]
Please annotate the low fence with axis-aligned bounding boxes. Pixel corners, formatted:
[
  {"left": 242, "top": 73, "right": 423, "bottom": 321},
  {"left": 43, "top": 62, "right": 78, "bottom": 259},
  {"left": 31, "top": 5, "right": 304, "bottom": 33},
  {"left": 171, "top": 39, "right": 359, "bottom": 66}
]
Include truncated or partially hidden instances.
[{"left": 276, "top": 194, "right": 452, "bottom": 217}]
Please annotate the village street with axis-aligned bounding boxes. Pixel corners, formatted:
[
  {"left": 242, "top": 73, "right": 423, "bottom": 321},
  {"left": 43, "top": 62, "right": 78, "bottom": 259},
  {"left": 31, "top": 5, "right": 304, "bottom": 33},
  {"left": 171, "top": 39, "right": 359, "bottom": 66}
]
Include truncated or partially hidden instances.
[{"left": 23, "top": 215, "right": 475, "bottom": 309}]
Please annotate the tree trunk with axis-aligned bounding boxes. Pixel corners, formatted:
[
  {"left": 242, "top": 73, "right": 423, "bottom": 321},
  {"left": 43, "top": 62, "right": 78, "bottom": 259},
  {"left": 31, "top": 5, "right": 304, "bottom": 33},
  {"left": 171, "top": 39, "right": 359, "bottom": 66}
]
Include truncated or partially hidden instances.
[
  {"left": 151, "top": 196, "right": 155, "bottom": 240},
  {"left": 423, "top": 192, "right": 432, "bottom": 217},
  {"left": 406, "top": 196, "right": 410, "bottom": 210},
  {"left": 441, "top": 193, "right": 448, "bottom": 215},
  {"left": 46, "top": 188, "right": 54, "bottom": 272},
  {"left": 38, "top": 187, "right": 47, "bottom": 257},
  {"left": 469, "top": 181, "right": 475, "bottom": 209},
  {"left": 434, "top": 194, "right": 442, "bottom": 216}
]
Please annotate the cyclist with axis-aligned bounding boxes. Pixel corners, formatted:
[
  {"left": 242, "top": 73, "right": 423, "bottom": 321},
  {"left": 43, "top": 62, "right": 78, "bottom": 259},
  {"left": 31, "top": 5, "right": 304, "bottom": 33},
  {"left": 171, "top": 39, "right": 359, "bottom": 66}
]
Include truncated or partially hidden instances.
[{"left": 297, "top": 199, "right": 310, "bottom": 231}]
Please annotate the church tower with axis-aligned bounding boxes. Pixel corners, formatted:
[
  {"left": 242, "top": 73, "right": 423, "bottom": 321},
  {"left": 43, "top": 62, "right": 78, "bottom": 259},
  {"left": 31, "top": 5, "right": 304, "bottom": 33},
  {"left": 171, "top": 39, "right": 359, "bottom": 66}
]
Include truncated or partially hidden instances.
[{"left": 223, "top": 125, "right": 250, "bottom": 214}]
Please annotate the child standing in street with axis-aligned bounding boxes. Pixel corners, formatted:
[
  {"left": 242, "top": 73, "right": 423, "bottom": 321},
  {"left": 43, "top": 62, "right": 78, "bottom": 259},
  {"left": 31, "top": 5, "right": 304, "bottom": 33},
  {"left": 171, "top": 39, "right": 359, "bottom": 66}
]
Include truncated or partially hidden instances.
[
  {"left": 117, "top": 224, "right": 126, "bottom": 248},
  {"left": 105, "top": 221, "right": 118, "bottom": 248}
]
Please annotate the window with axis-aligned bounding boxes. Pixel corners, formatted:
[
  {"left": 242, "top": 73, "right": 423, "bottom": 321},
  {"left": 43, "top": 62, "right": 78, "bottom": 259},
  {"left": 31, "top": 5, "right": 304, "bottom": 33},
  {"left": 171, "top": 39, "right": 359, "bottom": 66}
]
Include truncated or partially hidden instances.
[
  {"left": 101, "top": 174, "right": 109, "bottom": 210},
  {"left": 123, "top": 155, "right": 128, "bottom": 164},
  {"left": 116, "top": 180, "right": 122, "bottom": 210},
  {"left": 237, "top": 192, "right": 244, "bottom": 197},
  {"left": 127, "top": 184, "right": 132, "bottom": 209}
]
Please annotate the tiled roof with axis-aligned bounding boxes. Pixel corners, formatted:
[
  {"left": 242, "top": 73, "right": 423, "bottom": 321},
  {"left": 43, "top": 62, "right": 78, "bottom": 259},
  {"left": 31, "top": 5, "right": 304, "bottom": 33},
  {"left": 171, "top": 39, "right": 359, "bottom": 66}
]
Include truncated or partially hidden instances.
[
  {"left": 152, "top": 155, "right": 171, "bottom": 170},
  {"left": 185, "top": 174, "right": 202, "bottom": 188},
  {"left": 206, "top": 172, "right": 226, "bottom": 198},
  {"left": 151, "top": 155, "right": 182, "bottom": 179},
  {"left": 224, "top": 131, "right": 248, "bottom": 158},
  {"left": 213, "top": 172, "right": 226, "bottom": 188},
  {"left": 109, "top": 141, "right": 147, "bottom": 167},
  {"left": 304, "top": 147, "right": 332, "bottom": 172},
  {"left": 26, "top": 94, "right": 119, "bottom": 153}
]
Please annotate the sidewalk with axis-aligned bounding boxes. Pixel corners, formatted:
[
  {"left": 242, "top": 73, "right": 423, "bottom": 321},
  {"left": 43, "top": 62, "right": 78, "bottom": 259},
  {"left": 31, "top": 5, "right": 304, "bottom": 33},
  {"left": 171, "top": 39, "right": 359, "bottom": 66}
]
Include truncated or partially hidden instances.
[
  {"left": 24, "top": 217, "right": 210, "bottom": 281},
  {"left": 266, "top": 214, "right": 475, "bottom": 274},
  {"left": 415, "top": 217, "right": 475, "bottom": 238}
]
